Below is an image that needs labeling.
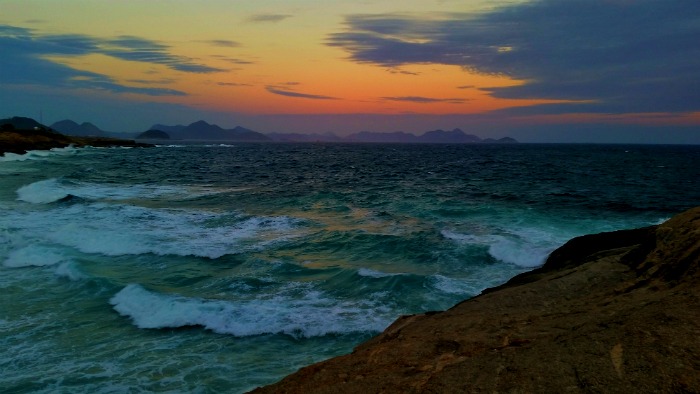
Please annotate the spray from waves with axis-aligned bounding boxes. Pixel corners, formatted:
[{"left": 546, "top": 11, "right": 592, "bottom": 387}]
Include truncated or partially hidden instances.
[
  {"left": 1, "top": 202, "right": 305, "bottom": 259},
  {"left": 356, "top": 268, "right": 405, "bottom": 278},
  {"left": 53, "top": 261, "right": 87, "bottom": 281},
  {"left": 15, "top": 178, "right": 216, "bottom": 204},
  {"left": 2, "top": 244, "right": 86, "bottom": 280},
  {"left": 0, "top": 146, "right": 80, "bottom": 162},
  {"left": 3, "top": 245, "right": 68, "bottom": 268},
  {"left": 441, "top": 227, "right": 565, "bottom": 268},
  {"left": 110, "top": 283, "right": 394, "bottom": 338}
]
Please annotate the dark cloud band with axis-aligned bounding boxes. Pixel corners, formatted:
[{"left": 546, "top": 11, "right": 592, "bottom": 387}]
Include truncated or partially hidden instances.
[
  {"left": 328, "top": 1, "right": 700, "bottom": 114},
  {"left": 381, "top": 96, "right": 467, "bottom": 104},
  {"left": 266, "top": 86, "right": 338, "bottom": 100}
]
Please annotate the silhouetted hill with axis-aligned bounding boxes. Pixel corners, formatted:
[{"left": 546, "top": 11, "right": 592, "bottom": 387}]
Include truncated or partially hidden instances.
[
  {"left": 1, "top": 116, "right": 47, "bottom": 130},
  {"left": 150, "top": 120, "right": 270, "bottom": 141},
  {"left": 483, "top": 137, "right": 518, "bottom": 144},
  {"left": 1, "top": 117, "right": 152, "bottom": 155},
  {"left": 150, "top": 124, "right": 186, "bottom": 134},
  {"left": 344, "top": 128, "right": 515, "bottom": 144},
  {"left": 136, "top": 130, "right": 170, "bottom": 140},
  {"left": 267, "top": 132, "right": 344, "bottom": 142},
  {"left": 346, "top": 131, "right": 419, "bottom": 143},
  {"left": 50, "top": 119, "right": 106, "bottom": 136},
  {"left": 418, "top": 128, "right": 482, "bottom": 143}
]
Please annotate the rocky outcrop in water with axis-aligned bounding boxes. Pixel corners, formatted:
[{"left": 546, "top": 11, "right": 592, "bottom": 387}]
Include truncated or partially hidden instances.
[{"left": 252, "top": 207, "right": 700, "bottom": 393}]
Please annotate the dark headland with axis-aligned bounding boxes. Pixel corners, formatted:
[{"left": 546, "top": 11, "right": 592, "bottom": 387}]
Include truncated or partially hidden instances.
[
  {"left": 0, "top": 117, "right": 152, "bottom": 155},
  {"left": 252, "top": 207, "right": 700, "bottom": 393}
]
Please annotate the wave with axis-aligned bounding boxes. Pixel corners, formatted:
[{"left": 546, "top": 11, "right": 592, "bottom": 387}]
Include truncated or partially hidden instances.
[
  {"left": 2, "top": 244, "right": 86, "bottom": 280},
  {"left": 15, "top": 178, "right": 199, "bottom": 204},
  {"left": 441, "top": 227, "right": 562, "bottom": 268},
  {"left": 3, "top": 245, "right": 68, "bottom": 268},
  {"left": 1, "top": 202, "right": 304, "bottom": 259},
  {"left": 15, "top": 177, "right": 236, "bottom": 205},
  {"left": 110, "top": 283, "right": 393, "bottom": 338},
  {"left": 0, "top": 146, "right": 81, "bottom": 162},
  {"left": 357, "top": 267, "right": 405, "bottom": 278}
]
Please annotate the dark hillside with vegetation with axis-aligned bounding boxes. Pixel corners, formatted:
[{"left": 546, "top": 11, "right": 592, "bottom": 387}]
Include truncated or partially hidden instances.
[{"left": 1, "top": 117, "right": 152, "bottom": 155}]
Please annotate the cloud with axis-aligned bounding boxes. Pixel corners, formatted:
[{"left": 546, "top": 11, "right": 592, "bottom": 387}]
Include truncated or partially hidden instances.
[
  {"left": 266, "top": 85, "right": 338, "bottom": 100},
  {"left": 381, "top": 96, "right": 467, "bottom": 104},
  {"left": 247, "top": 14, "right": 292, "bottom": 23},
  {"left": 205, "top": 39, "right": 241, "bottom": 48},
  {"left": 211, "top": 55, "right": 256, "bottom": 65},
  {"left": 0, "top": 25, "right": 219, "bottom": 95},
  {"left": 327, "top": 1, "right": 700, "bottom": 114},
  {"left": 102, "top": 35, "right": 224, "bottom": 73},
  {"left": 386, "top": 68, "right": 420, "bottom": 76},
  {"left": 217, "top": 82, "right": 252, "bottom": 87},
  {"left": 127, "top": 78, "right": 177, "bottom": 85}
]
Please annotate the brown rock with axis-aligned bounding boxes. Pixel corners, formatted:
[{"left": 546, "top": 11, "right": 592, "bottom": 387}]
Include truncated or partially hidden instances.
[{"left": 251, "top": 207, "right": 700, "bottom": 393}]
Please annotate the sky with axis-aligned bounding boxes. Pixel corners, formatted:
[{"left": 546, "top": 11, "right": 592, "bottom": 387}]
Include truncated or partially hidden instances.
[{"left": 1, "top": 0, "right": 700, "bottom": 143}]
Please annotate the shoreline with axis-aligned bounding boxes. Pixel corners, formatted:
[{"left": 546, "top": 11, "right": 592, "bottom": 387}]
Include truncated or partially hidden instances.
[
  {"left": 0, "top": 128, "right": 153, "bottom": 156},
  {"left": 252, "top": 207, "right": 700, "bottom": 393}
]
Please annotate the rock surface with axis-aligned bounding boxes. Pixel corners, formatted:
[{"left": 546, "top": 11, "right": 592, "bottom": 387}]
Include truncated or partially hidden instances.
[{"left": 252, "top": 207, "right": 700, "bottom": 393}]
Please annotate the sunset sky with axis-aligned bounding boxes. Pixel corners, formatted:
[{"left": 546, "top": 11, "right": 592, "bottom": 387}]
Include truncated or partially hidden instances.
[{"left": 2, "top": 0, "right": 699, "bottom": 143}]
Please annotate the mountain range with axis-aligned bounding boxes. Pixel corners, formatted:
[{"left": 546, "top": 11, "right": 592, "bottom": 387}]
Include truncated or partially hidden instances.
[
  {"left": 147, "top": 120, "right": 270, "bottom": 142},
  {"left": 3, "top": 116, "right": 518, "bottom": 144},
  {"left": 144, "top": 121, "right": 517, "bottom": 143},
  {"left": 50, "top": 119, "right": 106, "bottom": 137}
]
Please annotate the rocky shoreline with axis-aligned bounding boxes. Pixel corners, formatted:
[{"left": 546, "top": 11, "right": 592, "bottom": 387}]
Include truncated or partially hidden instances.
[
  {"left": 0, "top": 127, "right": 152, "bottom": 156},
  {"left": 252, "top": 207, "right": 700, "bottom": 393}
]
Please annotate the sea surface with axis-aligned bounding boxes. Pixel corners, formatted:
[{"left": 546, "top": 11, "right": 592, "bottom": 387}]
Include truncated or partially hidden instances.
[{"left": 1, "top": 142, "right": 698, "bottom": 393}]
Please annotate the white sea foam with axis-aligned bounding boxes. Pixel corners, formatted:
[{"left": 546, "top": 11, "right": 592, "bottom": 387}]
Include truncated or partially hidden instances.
[
  {"left": 3, "top": 245, "right": 68, "bottom": 268},
  {"left": 0, "top": 146, "right": 80, "bottom": 162},
  {"left": 430, "top": 274, "right": 479, "bottom": 295},
  {"left": 16, "top": 178, "right": 231, "bottom": 205},
  {"left": 16, "top": 178, "right": 191, "bottom": 204},
  {"left": 202, "top": 144, "right": 235, "bottom": 148},
  {"left": 2, "top": 203, "right": 303, "bottom": 258},
  {"left": 16, "top": 179, "right": 71, "bottom": 204},
  {"left": 442, "top": 227, "right": 563, "bottom": 268},
  {"left": 54, "top": 261, "right": 87, "bottom": 281},
  {"left": 110, "top": 283, "right": 393, "bottom": 338},
  {"left": 357, "top": 267, "right": 404, "bottom": 278}
]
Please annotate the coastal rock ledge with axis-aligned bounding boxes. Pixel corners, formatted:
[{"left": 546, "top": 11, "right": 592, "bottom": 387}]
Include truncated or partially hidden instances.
[{"left": 252, "top": 207, "right": 700, "bottom": 393}]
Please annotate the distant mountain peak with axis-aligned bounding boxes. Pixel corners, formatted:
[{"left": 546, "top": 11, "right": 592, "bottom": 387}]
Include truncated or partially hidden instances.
[
  {"left": 49, "top": 119, "right": 104, "bottom": 136},
  {"left": 151, "top": 120, "right": 269, "bottom": 141}
]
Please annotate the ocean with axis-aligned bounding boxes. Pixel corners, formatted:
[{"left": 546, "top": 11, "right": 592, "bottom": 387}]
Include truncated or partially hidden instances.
[{"left": 1, "top": 142, "right": 698, "bottom": 393}]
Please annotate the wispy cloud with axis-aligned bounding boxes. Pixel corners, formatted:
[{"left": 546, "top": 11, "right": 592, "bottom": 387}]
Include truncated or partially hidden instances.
[
  {"left": 328, "top": 1, "right": 700, "bottom": 114},
  {"left": 211, "top": 55, "right": 256, "bottom": 65},
  {"left": 205, "top": 39, "right": 241, "bottom": 48},
  {"left": 102, "top": 35, "right": 224, "bottom": 73},
  {"left": 127, "top": 78, "right": 177, "bottom": 85},
  {"left": 247, "top": 14, "right": 292, "bottom": 23},
  {"left": 0, "top": 25, "right": 221, "bottom": 95},
  {"left": 381, "top": 96, "right": 467, "bottom": 104},
  {"left": 218, "top": 82, "right": 252, "bottom": 87},
  {"left": 266, "top": 85, "right": 338, "bottom": 100},
  {"left": 386, "top": 68, "right": 420, "bottom": 76}
]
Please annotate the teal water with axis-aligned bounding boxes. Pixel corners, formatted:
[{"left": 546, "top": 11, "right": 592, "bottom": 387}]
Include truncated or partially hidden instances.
[{"left": 1, "top": 143, "right": 698, "bottom": 392}]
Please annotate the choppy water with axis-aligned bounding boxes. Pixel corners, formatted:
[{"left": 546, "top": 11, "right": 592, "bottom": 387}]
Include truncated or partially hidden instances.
[{"left": 1, "top": 143, "right": 698, "bottom": 393}]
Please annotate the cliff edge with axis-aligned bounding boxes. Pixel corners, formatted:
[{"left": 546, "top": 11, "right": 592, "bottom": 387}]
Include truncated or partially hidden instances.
[{"left": 252, "top": 207, "right": 700, "bottom": 393}]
